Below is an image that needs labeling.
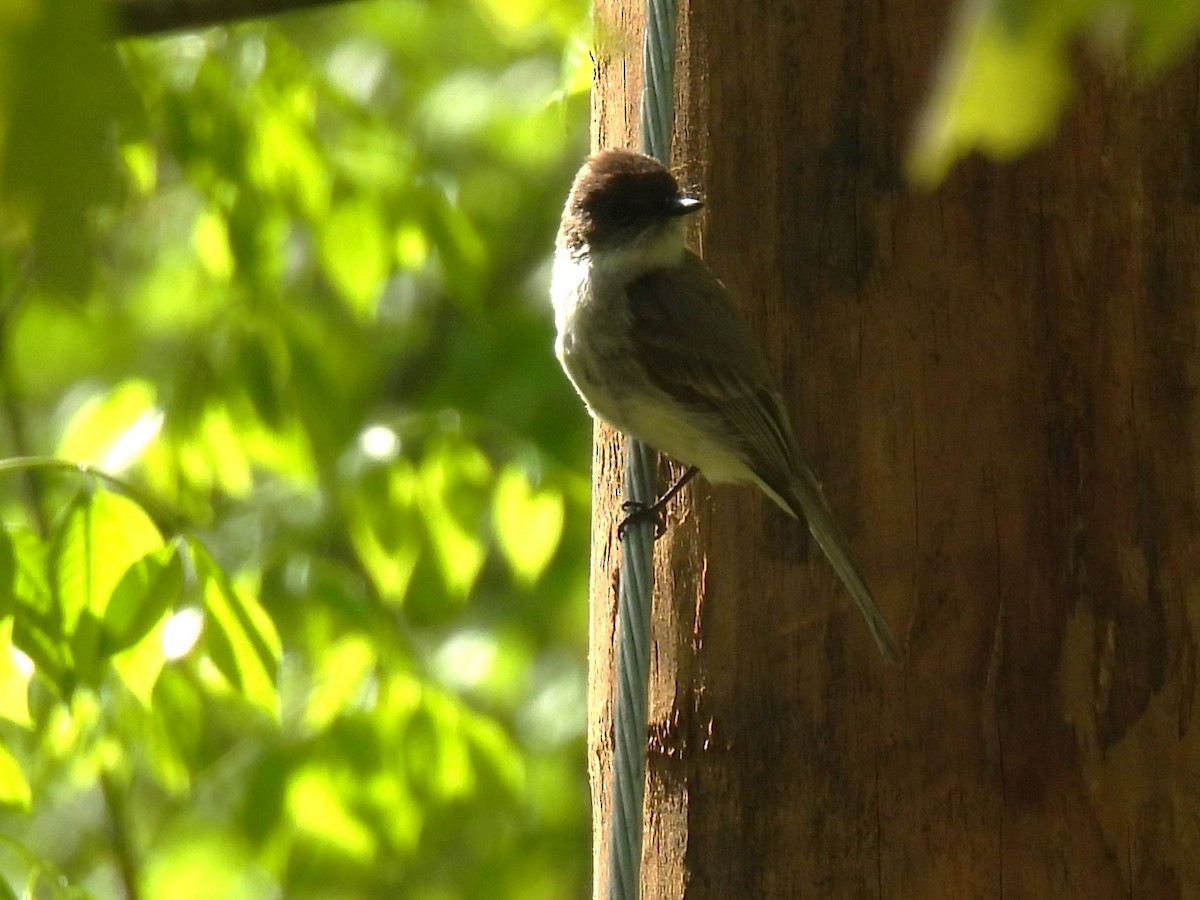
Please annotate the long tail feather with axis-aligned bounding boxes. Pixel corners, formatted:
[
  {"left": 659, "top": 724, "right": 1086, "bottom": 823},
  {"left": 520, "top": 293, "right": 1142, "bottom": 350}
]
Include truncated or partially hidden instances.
[{"left": 785, "top": 468, "right": 903, "bottom": 664}]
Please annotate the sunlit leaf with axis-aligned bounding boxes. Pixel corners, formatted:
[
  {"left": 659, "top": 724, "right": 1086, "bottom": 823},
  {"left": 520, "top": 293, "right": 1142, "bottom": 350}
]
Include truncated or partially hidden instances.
[
  {"left": 0, "top": 742, "right": 31, "bottom": 810},
  {"left": 9, "top": 301, "right": 114, "bottom": 398},
  {"left": 9, "top": 527, "right": 67, "bottom": 692},
  {"left": 189, "top": 539, "right": 280, "bottom": 716},
  {"left": 39, "top": 689, "right": 102, "bottom": 765},
  {"left": 100, "top": 543, "right": 183, "bottom": 656},
  {"left": 318, "top": 197, "right": 389, "bottom": 317},
  {"left": 111, "top": 615, "right": 170, "bottom": 708},
  {"left": 247, "top": 96, "right": 329, "bottom": 217},
  {"left": 558, "top": 33, "right": 594, "bottom": 99},
  {"left": 51, "top": 489, "right": 163, "bottom": 684},
  {"left": 403, "top": 700, "right": 474, "bottom": 800},
  {"left": 401, "top": 686, "right": 526, "bottom": 802},
  {"left": 193, "top": 207, "right": 234, "bottom": 281},
  {"left": 492, "top": 466, "right": 563, "bottom": 585},
  {"left": 474, "top": 0, "right": 551, "bottom": 36},
  {"left": 346, "top": 460, "right": 423, "bottom": 603},
  {"left": 420, "top": 439, "right": 491, "bottom": 600},
  {"left": 286, "top": 764, "right": 376, "bottom": 860},
  {"left": 52, "top": 490, "right": 164, "bottom": 633},
  {"left": 304, "top": 634, "right": 377, "bottom": 732},
  {"left": 461, "top": 706, "right": 525, "bottom": 795},
  {"left": 394, "top": 220, "right": 430, "bottom": 271},
  {"left": 0, "top": 618, "right": 33, "bottom": 728},
  {"left": 142, "top": 826, "right": 274, "bottom": 900},
  {"left": 57, "top": 378, "right": 162, "bottom": 469},
  {"left": 909, "top": 0, "right": 1078, "bottom": 185},
  {"left": 909, "top": 0, "right": 1200, "bottom": 183},
  {"left": 121, "top": 139, "right": 158, "bottom": 194},
  {"left": 368, "top": 671, "right": 426, "bottom": 850},
  {"left": 172, "top": 404, "right": 254, "bottom": 497}
]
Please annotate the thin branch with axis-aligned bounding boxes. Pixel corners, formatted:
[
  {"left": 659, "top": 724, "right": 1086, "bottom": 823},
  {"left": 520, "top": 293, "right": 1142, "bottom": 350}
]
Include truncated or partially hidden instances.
[
  {"left": 0, "top": 456, "right": 185, "bottom": 535},
  {"left": 109, "top": 0, "right": 365, "bottom": 39}
]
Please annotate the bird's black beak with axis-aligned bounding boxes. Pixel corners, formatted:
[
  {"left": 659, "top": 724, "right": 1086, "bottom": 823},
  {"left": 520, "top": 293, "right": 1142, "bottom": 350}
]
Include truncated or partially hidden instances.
[{"left": 667, "top": 196, "right": 704, "bottom": 217}]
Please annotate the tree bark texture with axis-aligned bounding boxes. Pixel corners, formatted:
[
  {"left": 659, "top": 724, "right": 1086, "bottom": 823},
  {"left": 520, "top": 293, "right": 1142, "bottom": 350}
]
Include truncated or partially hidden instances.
[{"left": 586, "top": 1, "right": 1200, "bottom": 897}]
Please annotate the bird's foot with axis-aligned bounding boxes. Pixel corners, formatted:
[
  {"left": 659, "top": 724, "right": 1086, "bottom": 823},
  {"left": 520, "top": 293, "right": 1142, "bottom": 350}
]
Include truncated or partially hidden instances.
[
  {"left": 615, "top": 466, "right": 700, "bottom": 541},
  {"left": 617, "top": 499, "right": 668, "bottom": 541}
]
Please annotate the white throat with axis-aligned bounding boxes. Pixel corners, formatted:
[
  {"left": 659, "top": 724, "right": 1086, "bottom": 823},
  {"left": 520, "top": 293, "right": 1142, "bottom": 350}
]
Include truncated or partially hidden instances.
[{"left": 558, "top": 218, "right": 686, "bottom": 283}]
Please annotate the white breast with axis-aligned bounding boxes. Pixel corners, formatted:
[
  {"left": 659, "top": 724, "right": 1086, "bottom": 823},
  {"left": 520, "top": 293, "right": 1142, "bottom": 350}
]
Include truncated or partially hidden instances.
[{"left": 550, "top": 245, "right": 755, "bottom": 486}]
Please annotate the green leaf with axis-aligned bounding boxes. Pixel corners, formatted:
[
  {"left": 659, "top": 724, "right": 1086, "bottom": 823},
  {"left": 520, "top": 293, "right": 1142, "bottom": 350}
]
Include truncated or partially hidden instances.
[
  {"left": 0, "top": 618, "right": 33, "bottom": 728},
  {"left": 492, "top": 466, "right": 563, "bottom": 585},
  {"left": 100, "top": 543, "right": 183, "bottom": 656},
  {"left": 304, "top": 635, "right": 377, "bottom": 732},
  {"left": 235, "top": 331, "right": 288, "bottom": 431},
  {"left": 120, "top": 139, "right": 157, "bottom": 194},
  {"left": 317, "top": 198, "right": 389, "bottom": 317},
  {"left": 45, "top": 487, "right": 168, "bottom": 691},
  {"left": 0, "top": 742, "right": 31, "bottom": 810},
  {"left": 151, "top": 667, "right": 202, "bottom": 772},
  {"left": 129, "top": 686, "right": 191, "bottom": 793},
  {"left": 192, "top": 208, "right": 234, "bottom": 281},
  {"left": 57, "top": 378, "right": 161, "bottom": 469},
  {"left": 0, "top": 528, "right": 14, "bottom": 619},
  {"left": 189, "top": 539, "right": 280, "bottom": 716},
  {"left": 394, "top": 220, "right": 430, "bottom": 271},
  {"left": 286, "top": 764, "right": 376, "bottom": 860},
  {"left": 52, "top": 489, "right": 164, "bottom": 634},
  {"left": 459, "top": 699, "right": 525, "bottom": 795},
  {"left": 909, "top": 0, "right": 1200, "bottom": 183},
  {"left": 110, "top": 617, "right": 169, "bottom": 708},
  {"left": 346, "top": 460, "right": 423, "bottom": 604},
  {"left": 420, "top": 439, "right": 491, "bottom": 600},
  {"left": 909, "top": 0, "right": 1078, "bottom": 185},
  {"left": 141, "top": 826, "right": 261, "bottom": 900},
  {"left": 247, "top": 96, "right": 330, "bottom": 217},
  {"left": 8, "top": 528, "right": 67, "bottom": 694}
]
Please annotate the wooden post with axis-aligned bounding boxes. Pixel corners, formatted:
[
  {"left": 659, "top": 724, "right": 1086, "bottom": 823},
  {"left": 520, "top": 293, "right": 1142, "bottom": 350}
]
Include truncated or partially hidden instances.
[{"left": 587, "top": 0, "right": 1200, "bottom": 896}]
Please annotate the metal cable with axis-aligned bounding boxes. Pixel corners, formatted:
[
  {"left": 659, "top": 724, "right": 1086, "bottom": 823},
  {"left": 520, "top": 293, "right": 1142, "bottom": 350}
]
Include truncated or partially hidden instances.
[{"left": 607, "top": 0, "right": 678, "bottom": 897}]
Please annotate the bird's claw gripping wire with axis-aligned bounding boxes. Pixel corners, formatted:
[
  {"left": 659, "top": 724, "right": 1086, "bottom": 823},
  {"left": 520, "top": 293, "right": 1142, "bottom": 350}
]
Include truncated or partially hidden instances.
[{"left": 615, "top": 465, "right": 699, "bottom": 541}]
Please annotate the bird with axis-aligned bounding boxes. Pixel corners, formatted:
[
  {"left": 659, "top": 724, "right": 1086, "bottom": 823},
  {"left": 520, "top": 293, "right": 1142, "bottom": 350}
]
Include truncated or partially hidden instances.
[{"left": 549, "top": 148, "right": 902, "bottom": 663}]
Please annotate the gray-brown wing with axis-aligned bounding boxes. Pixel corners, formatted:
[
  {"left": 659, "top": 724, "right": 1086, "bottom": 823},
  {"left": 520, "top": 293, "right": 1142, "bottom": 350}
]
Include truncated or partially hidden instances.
[
  {"left": 625, "top": 250, "right": 798, "bottom": 492},
  {"left": 629, "top": 254, "right": 902, "bottom": 661}
]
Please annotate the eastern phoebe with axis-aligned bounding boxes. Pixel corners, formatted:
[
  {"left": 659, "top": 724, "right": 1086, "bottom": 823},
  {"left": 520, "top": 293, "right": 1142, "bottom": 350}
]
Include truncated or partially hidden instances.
[{"left": 551, "top": 148, "right": 902, "bottom": 663}]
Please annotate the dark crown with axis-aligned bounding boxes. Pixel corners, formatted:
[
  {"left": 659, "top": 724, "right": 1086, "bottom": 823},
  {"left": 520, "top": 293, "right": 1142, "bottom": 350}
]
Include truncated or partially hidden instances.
[{"left": 559, "top": 149, "right": 695, "bottom": 251}]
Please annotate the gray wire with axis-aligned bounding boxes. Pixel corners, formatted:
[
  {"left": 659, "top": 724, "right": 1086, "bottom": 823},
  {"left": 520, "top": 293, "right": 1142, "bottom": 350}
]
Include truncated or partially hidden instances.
[
  {"left": 607, "top": 1, "right": 678, "bottom": 897},
  {"left": 640, "top": 0, "right": 677, "bottom": 165},
  {"left": 610, "top": 440, "right": 658, "bottom": 900}
]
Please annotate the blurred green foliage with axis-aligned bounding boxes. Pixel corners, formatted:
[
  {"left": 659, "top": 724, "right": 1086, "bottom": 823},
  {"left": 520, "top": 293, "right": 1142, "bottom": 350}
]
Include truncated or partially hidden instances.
[
  {"left": 910, "top": 0, "right": 1200, "bottom": 183},
  {"left": 0, "top": 0, "right": 592, "bottom": 897}
]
